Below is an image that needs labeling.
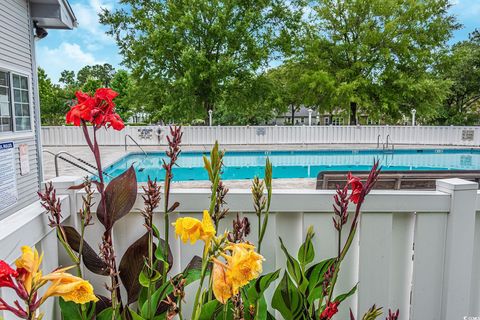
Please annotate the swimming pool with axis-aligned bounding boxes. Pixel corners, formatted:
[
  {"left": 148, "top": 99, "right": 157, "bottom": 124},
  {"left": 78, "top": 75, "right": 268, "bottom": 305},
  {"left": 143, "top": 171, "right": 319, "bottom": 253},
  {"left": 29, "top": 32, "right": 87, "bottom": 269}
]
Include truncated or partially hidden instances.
[{"left": 103, "top": 148, "right": 480, "bottom": 182}]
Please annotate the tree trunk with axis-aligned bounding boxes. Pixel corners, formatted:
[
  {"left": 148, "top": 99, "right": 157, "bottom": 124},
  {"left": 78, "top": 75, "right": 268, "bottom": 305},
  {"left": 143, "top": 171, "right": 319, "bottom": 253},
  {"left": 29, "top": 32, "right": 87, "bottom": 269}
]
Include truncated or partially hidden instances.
[
  {"left": 349, "top": 102, "right": 357, "bottom": 125},
  {"left": 291, "top": 105, "right": 295, "bottom": 125}
]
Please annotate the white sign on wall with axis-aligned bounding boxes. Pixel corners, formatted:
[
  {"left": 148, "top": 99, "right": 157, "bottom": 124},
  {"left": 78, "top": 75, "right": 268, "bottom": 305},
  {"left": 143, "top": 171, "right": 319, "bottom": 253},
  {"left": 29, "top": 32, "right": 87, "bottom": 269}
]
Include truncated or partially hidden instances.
[
  {"left": 0, "top": 141, "right": 18, "bottom": 212},
  {"left": 19, "top": 144, "right": 30, "bottom": 175}
]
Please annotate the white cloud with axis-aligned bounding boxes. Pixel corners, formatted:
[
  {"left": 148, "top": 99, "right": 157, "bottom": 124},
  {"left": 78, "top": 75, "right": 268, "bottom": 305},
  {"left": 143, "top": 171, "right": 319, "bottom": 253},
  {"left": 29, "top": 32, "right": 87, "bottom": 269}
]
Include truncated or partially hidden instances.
[
  {"left": 71, "top": 0, "right": 116, "bottom": 47},
  {"left": 37, "top": 42, "right": 105, "bottom": 82}
]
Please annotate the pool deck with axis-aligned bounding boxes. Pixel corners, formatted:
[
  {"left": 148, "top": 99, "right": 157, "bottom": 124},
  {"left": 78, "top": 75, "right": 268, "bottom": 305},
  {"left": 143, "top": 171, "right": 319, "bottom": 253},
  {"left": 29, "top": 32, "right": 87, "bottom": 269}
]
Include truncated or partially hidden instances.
[{"left": 42, "top": 144, "right": 477, "bottom": 189}]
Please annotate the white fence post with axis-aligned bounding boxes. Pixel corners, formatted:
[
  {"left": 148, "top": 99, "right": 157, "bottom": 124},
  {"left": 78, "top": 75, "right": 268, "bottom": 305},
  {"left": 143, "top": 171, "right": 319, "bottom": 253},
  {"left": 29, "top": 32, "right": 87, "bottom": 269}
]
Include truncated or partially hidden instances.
[{"left": 436, "top": 178, "right": 478, "bottom": 319}]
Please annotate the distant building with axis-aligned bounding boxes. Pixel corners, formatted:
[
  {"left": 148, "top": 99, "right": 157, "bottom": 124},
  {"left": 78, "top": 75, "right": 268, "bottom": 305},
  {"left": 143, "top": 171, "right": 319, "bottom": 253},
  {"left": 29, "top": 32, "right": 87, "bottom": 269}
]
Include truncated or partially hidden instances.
[{"left": 274, "top": 106, "right": 363, "bottom": 125}]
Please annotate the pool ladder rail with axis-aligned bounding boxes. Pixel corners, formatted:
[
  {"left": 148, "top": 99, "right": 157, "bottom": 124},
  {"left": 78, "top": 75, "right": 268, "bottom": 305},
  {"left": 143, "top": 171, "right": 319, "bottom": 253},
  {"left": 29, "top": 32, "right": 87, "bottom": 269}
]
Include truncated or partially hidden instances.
[
  {"left": 43, "top": 150, "right": 113, "bottom": 178},
  {"left": 377, "top": 134, "right": 395, "bottom": 153},
  {"left": 124, "top": 134, "right": 148, "bottom": 157},
  {"left": 383, "top": 134, "right": 395, "bottom": 153}
]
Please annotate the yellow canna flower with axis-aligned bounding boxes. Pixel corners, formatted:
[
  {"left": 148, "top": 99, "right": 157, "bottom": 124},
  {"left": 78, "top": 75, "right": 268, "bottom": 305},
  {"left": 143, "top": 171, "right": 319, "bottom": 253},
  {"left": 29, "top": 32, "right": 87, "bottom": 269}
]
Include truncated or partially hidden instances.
[
  {"left": 222, "top": 243, "right": 264, "bottom": 294},
  {"left": 15, "top": 246, "right": 43, "bottom": 293},
  {"left": 212, "top": 242, "right": 264, "bottom": 304},
  {"left": 211, "top": 258, "right": 234, "bottom": 304},
  {"left": 41, "top": 269, "right": 98, "bottom": 304},
  {"left": 200, "top": 210, "right": 215, "bottom": 242},
  {"left": 173, "top": 210, "right": 216, "bottom": 244}
]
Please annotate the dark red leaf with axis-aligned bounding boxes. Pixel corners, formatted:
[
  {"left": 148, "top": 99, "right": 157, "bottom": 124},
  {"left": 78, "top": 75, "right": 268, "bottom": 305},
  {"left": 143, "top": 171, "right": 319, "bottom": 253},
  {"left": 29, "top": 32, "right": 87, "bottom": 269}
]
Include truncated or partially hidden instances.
[
  {"left": 68, "top": 183, "right": 86, "bottom": 190},
  {"left": 62, "top": 226, "right": 108, "bottom": 275},
  {"left": 97, "top": 166, "right": 137, "bottom": 229},
  {"left": 168, "top": 201, "right": 180, "bottom": 213},
  {"left": 119, "top": 233, "right": 173, "bottom": 304}
]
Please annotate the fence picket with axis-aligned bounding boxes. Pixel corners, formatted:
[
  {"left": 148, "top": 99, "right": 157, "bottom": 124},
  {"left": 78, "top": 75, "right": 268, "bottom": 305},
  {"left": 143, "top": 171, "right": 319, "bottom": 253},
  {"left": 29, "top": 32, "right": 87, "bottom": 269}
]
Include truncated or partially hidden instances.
[{"left": 41, "top": 125, "right": 480, "bottom": 146}]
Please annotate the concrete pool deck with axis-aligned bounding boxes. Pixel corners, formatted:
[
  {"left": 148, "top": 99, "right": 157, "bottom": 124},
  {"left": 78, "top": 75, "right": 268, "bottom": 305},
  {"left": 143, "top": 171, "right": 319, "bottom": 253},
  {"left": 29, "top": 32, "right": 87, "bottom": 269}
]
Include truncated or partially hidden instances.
[{"left": 42, "top": 144, "right": 479, "bottom": 189}]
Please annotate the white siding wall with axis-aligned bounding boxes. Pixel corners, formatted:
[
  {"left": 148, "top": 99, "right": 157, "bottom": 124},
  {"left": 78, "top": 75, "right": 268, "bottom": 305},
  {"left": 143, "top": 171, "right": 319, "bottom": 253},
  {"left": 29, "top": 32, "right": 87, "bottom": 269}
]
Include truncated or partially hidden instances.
[{"left": 0, "top": 0, "right": 41, "bottom": 219}]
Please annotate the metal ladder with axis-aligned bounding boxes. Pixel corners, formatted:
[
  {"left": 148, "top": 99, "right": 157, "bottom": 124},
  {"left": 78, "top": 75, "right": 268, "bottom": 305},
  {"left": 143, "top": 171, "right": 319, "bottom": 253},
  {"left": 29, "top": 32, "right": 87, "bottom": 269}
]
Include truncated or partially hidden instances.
[
  {"left": 383, "top": 134, "right": 395, "bottom": 153},
  {"left": 43, "top": 150, "right": 113, "bottom": 178},
  {"left": 124, "top": 134, "right": 147, "bottom": 157}
]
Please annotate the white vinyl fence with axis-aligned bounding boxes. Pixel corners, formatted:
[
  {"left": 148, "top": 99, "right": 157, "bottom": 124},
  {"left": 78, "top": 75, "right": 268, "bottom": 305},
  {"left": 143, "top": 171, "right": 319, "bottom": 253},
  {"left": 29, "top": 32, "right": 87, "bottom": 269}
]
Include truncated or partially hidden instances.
[
  {"left": 1, "top": 176, "right": 480, "bottom": 319},
  {"left": 41, "top": 125, "right": 480, "bottom": 147}
]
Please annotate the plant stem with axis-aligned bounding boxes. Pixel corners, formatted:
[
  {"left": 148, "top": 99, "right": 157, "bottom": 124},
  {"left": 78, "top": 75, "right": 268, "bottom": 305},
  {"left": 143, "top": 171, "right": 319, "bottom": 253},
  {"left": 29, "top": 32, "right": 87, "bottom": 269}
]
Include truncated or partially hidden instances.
[
  {"left": 90, "top": 126, "right": 123, "bottom": 313},
  {"left": 192, "top": 250, "right": 209, "bottom": 320},
  {"left": 178, "top": 296, "right": 184, "bottom": 320},
  {"left": 257, "top": 212, "right": 262, "bottom": 253},
  {"left": 147, "top": 229, "right": 153, "bottom": 319},
  {"left": 327, "top": 204, "right": 361, "bottom": 302},
  {"left": 337, "top": 228, "right": 341, "bottom": 260},
  {"left": 162, "top": 172, "right": 171, "bottom": 284},
  {"left": 223, "top": 303, "right": 228, "bottom": 320}
]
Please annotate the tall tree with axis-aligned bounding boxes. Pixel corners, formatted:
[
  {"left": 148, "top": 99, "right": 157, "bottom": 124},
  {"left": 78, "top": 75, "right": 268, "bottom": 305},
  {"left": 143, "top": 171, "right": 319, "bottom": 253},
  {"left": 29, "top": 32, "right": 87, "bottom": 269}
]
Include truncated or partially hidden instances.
[
  {"left": 295, "top": 0, "right": 459, "bottom": 124},
  {"left": 100, "top": 0, "right": 302, "bottom": 123},
  {"left": 38, "top": 68, "right": 69, "bottom": 125},
  {"left": 59, "top": 70, "right": 76, "bottom": 87},
  {"left": 435, "top": 31, "right": 480, "bottom": 124},
  {"left": 77, "top": 64, "right": 115, "bottom": 87}
]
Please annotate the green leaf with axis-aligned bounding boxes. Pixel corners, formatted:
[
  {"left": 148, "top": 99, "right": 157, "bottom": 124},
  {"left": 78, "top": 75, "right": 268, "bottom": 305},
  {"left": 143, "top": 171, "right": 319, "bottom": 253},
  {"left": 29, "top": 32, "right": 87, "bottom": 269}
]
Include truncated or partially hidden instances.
[
  {"left": 334, "top": 283, "right": 358, "bottom": 303},
  {"left": 198, "top": 300, "right": 221, "bottom": 320},
  {"left": 59, "top": 298, "right": 82, "bottom": 320},
  {"left": 96, "top": 165, "right": 137, "bottom": 230},
  {"left": 305, "top": 258, "right": 335, "bottom": 296},
  {"left": 152, "top": 224, "right": 160, "bottom": 239},
  {"left": 139, "top": 269, "right": 161, "bottom": 287},
  {"left": 182, "top": 255, "right": 208, "bottom": 285},
  {"left": 126, "top": 307, "right": 146, "bottom": 320},
  {"left": 279, "top": 237, "right": 308, "bottom": 292},
  {"left": 140, "top": 281, "right": 172, "bottom": 318},
  {"left": 255, "top": 294, "right": 269, "bottom": 320},
  {"left": 96, "top": 307, "right": 117, "bottom": 320},
  {"left": 272, "top": 271, "right": 306, "bottom": 320},
  {"left": 297, "top": 226, "right": 315, "bottom": 268},
  {"left": 246, "top": 269, "right": 280, "bottom": 304},
  {"left": 307, "top": 282, "right": 325, "bottom": 305}
]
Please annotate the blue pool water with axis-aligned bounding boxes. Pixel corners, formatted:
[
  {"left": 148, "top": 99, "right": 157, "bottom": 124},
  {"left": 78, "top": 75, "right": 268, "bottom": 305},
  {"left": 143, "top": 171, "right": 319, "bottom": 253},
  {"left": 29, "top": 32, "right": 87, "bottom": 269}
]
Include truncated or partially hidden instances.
[{"left": 103, "top": 149, "right": 480, "bottom": 182}]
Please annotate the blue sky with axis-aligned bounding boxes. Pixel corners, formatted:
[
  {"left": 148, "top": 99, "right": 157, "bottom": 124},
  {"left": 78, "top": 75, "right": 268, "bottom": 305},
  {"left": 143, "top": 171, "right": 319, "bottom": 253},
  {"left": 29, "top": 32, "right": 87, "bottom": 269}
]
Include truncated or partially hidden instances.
[{"left": 37, "top": 0, "right": 480, "bottom": 83}]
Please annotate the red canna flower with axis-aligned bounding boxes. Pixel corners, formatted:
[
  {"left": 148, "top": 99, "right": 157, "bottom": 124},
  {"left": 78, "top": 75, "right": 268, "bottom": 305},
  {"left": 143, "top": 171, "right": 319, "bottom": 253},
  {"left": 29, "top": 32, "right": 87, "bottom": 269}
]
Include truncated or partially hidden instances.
[
  {"left": 320, "top": 301, "right": 340, "bottom": 320},
  {"left": 0, "top": 260, "right": 18, "bottom": 289},
  {"left": 347, "top": 172, "right": 363, "bottom": 204},
  {"left": 66, "top": 91, "right": 96, "bottom": 126},
  {"left": 105, "top": 113, "right": 125, "bottom": 131},
  {"left": 94, "top": 87, "right": 118, "bottom": 103},
  {"left": 65, "top": 88, "right": 124, "bottom": 131}
]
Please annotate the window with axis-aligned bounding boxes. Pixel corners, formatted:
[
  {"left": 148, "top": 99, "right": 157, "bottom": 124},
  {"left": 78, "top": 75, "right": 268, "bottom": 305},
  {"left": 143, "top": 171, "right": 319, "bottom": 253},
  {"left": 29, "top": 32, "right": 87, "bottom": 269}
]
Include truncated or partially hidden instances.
[
  {"left": 331, "top": 117, "right": 344, "bottom": 126},
  {"left": 0, "top": 70, "right": 31, "bottom": 133},
  {"left": 12, "top": 74, "right": 31, "bottom": 131},
  {"left": 0, "top": 71, "right": 11, "bottom": 132}
]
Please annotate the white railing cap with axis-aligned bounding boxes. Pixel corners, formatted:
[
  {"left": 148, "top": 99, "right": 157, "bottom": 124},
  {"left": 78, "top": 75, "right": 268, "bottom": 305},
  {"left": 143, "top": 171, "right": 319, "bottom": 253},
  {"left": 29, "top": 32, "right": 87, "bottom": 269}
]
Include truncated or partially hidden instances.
[{"left": 436, "top": 178, "right": 478, "bottom": 191}]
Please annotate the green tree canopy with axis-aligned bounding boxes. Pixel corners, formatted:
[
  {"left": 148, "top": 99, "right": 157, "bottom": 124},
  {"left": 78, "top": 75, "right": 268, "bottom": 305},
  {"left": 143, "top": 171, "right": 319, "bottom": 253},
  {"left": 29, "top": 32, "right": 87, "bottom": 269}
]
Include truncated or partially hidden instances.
[
  {"left": 100, "top": 0, "right": 303, "bottom": 123},
  {"left": 290, "top": 0, "right": 459, "bottom": 124},
  {"left": 38, "top": 68, "right": 70, "bottom": 125},
  {"left": 435, "top": 31, "right": 480, "bottom": 124}
]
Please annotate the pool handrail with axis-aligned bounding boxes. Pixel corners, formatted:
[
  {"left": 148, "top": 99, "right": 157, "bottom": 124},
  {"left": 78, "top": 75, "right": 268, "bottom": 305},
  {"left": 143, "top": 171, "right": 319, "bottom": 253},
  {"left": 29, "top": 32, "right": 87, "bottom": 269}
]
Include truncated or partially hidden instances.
[{"left": 125, "top": 134, "right": 147, "bottom": 157}]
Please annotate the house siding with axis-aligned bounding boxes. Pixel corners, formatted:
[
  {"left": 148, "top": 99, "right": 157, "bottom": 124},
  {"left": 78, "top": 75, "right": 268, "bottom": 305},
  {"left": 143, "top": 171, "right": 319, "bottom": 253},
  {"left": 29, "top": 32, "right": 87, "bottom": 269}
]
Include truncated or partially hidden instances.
[{"left": 0, "top": 0, "right": 41, "bottom": 219}]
